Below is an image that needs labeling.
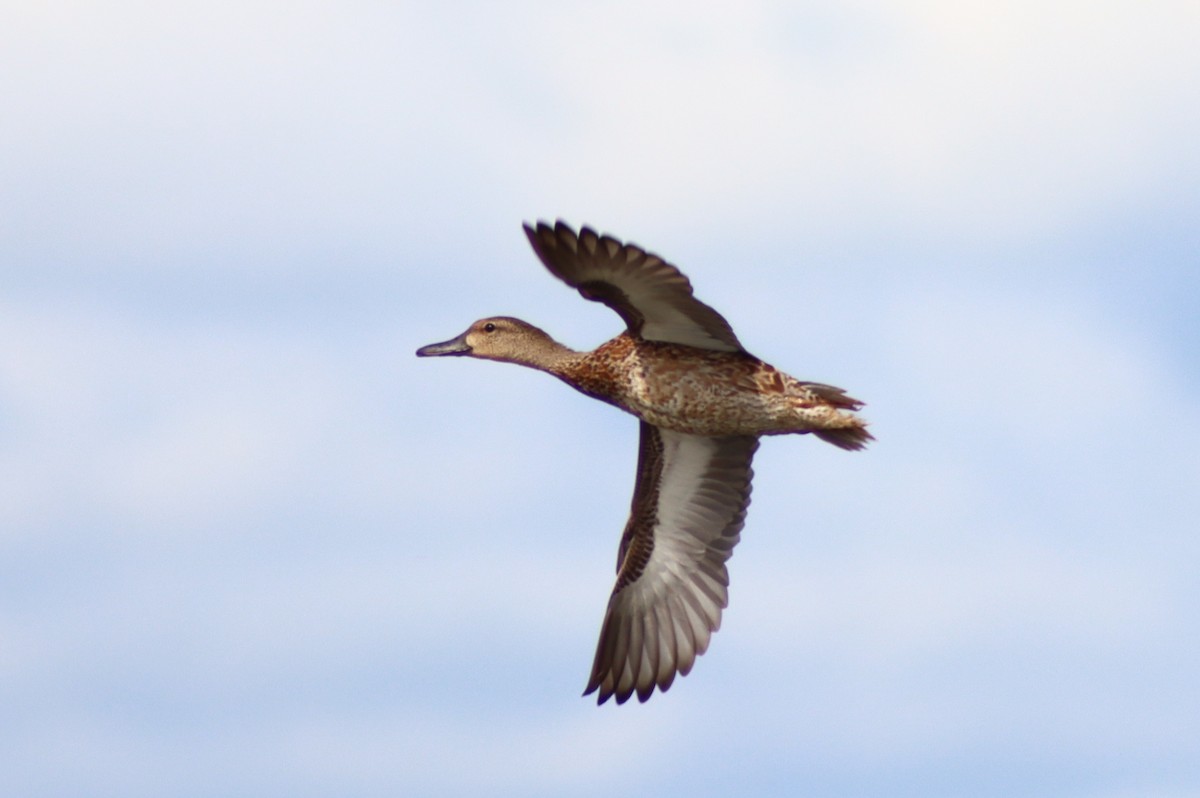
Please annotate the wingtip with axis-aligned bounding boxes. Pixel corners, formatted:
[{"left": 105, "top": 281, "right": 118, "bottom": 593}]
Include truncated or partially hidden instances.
[
  {"left": 553, "top": 220, "right": 581, "bottom": 253},
  {"left": 583, "top": 668, "right": 611, "bottom": 703},
  {"left": 524, "top": 219, "right": 585, "bottom": 254},
  {"left": 585, "top": 665, "right": 681, "bottom": 706},
  {"left": 521, "top": 221, "right": 541, "bottom": 252},
  {"left": 583, "top": 684, "right": 615, "bottom": 706},
  {"left": 584, "top": 673, "right": 646, "bottom": 706}
]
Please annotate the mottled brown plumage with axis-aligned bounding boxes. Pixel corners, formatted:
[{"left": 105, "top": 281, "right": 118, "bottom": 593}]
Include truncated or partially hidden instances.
[{"left": 417, "top": 221, "right": 871, "bottom": 704}]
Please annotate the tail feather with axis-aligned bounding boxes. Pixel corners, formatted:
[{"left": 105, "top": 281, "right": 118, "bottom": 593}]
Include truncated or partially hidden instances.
[
  {"left": 805, "top": 382, "right": 865, "bottom": 410},
  {"left": 800, "top": 382, "right": 872, "bottom": 451},
  {"left": 814, "top": 424, "right": 874, "bottom": 451}
]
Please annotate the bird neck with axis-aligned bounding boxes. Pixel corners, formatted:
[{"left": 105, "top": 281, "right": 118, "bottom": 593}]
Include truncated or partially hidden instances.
[{"left": 484, "top": 335, "right": 581, "bottom": 373}]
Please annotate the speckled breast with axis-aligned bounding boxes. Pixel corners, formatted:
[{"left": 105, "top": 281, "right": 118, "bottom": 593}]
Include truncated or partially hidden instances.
[{"left": 568, "top": 337, "right": 802, "bottom": 436}]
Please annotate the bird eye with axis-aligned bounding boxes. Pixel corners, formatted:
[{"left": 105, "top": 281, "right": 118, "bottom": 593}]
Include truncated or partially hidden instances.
[{"left": 483, "top": 322, "right": 496, "bottom": 332}]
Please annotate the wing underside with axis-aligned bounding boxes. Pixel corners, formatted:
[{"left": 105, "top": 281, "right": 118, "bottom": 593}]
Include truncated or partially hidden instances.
[{"left": 585, "top": 423, "right": 758, "bottom": 704}]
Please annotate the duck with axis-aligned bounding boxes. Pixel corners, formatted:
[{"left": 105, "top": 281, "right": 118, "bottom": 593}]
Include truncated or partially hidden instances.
[{"left": 417, "top": 221, "right": 871, "bottom": 704}]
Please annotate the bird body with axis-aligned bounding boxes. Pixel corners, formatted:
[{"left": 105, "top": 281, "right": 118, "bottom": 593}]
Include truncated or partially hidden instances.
[
  {"left": 558, "top": 333, "right": 867, "bottom": 444},
  {"left": 417, "top": 221, "right": 871, "bottom": 703}
]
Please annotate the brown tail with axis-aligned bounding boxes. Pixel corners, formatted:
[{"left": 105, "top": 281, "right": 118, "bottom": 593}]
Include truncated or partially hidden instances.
[
  {"left": 805, "top": 382, "right": 866, "bottom": 410},
  {"left": 814, "top": 424, "right": 874, "bottom": 451}
]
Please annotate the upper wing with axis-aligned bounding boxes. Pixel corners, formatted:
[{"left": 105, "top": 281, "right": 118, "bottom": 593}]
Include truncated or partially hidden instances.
[
  {"left": 523, "top": 220, "right": 744, "bottom": 352},
  {"left": 585, "top": 423, "right": 758, "bottom": 704}
]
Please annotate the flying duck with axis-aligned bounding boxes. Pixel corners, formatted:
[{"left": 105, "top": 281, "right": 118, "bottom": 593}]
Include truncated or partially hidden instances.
[{"left": 417, "top": 221, "right": 871, "bottom": 704}]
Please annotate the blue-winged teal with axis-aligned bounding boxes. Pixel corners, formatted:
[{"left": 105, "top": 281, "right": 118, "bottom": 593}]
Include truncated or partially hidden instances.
[{"left": 418, "top": 221, "right": 871, "bottom": 704}]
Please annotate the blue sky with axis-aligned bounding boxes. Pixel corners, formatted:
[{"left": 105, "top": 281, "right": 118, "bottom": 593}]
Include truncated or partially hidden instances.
[{"left": 2, "top": 1, "right": 1199, "bottom": 796}]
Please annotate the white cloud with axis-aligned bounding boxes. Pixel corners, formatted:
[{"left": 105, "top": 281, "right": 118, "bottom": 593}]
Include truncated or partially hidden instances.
[
  {"left": 4, "top": 0, "right": 1197, "bottom": 276},
  {"left": 470, "top": 0, "right": 1200, "bottom": 238}
]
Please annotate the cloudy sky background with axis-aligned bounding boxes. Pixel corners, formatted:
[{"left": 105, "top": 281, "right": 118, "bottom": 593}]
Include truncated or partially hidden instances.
[{"left": 3, "top": 1, "right": 1199, "bottom": 796}]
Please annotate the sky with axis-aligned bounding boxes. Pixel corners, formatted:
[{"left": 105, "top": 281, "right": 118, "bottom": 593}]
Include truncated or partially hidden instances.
[{"left": 2, "top": 1, "right": 1199, "bottom": 796}]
